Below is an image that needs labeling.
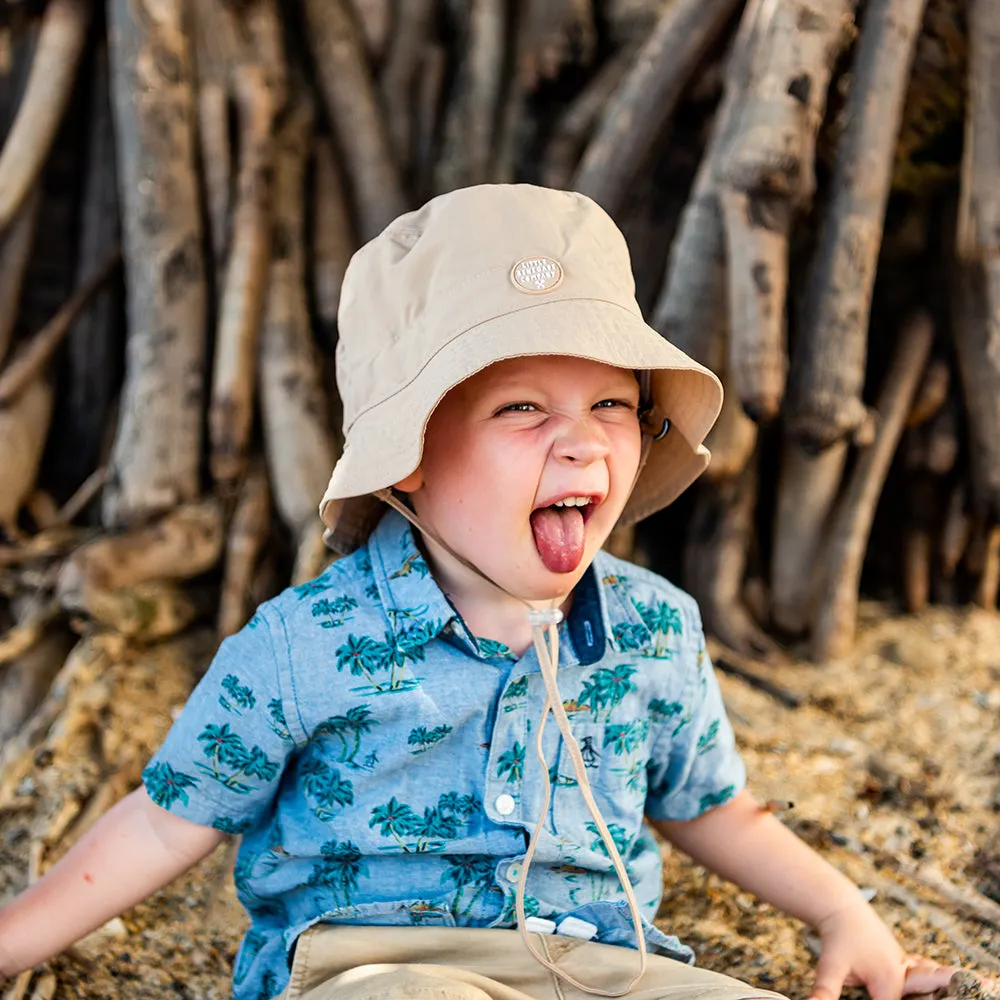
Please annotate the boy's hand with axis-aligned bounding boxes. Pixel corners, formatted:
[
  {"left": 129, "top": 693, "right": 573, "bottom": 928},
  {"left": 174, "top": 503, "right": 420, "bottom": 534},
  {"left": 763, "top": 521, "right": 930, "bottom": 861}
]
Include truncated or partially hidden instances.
[{"left": 810, "top": 898, "right": 957, "bottom": 1000}]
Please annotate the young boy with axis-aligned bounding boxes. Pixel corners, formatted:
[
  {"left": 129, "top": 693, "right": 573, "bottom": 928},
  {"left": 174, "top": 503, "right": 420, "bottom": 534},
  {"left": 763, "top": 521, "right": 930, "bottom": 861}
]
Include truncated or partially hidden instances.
[{"left": 0, "top": 185, "right": 956, "bottom": 1000}]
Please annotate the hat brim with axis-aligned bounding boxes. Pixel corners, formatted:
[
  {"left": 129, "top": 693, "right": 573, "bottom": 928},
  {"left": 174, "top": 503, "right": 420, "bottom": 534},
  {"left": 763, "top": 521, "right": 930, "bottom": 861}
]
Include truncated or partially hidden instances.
[{"left": 321, "top": 297, "right": 722, "bottom": 550}]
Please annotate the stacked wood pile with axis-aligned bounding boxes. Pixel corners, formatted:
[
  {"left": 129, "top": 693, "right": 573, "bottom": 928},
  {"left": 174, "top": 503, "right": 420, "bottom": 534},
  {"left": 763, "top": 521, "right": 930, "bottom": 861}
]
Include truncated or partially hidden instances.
[{"left": 0, "top": 0, "right": 991, "bottom": 798}]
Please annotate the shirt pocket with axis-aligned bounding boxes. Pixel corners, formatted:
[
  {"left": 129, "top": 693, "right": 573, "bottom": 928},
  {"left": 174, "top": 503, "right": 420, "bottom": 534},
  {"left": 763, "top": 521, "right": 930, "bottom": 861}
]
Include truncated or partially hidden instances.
[{"left": 550, "top": 720, "right": 648, "bottom": 849}]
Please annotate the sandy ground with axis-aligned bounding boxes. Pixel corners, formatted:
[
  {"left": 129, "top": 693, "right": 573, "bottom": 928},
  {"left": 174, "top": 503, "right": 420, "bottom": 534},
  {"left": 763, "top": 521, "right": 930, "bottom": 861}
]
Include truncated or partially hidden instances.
[{"left": 2, "top": 603, "right": 999, "bottom": 1000}]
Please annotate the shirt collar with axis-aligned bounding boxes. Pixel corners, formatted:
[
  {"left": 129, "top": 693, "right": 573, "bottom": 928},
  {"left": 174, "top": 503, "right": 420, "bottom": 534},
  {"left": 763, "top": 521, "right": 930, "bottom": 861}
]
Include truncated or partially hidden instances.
[
  {"left": 590, "top": 550, "right": 654, "bottom": 655},
  {"left": 367, "top": 510, "right": 654, "bottom": 662},
  {"left": 368, "top": 509, "right": 457, "bottom": 645}
]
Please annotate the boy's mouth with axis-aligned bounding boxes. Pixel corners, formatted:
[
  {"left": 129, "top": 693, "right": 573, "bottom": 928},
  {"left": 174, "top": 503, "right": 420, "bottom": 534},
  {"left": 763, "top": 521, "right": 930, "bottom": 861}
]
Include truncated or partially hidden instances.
[{"left": 529, "top": 494, "right": 601, "bottom": 574}]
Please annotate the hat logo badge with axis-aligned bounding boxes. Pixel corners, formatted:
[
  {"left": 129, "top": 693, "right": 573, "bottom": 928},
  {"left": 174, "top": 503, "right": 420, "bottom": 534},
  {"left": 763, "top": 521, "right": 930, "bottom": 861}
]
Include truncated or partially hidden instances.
[{"left": 511, "top": 256, "right": 564, "bottom": 293}]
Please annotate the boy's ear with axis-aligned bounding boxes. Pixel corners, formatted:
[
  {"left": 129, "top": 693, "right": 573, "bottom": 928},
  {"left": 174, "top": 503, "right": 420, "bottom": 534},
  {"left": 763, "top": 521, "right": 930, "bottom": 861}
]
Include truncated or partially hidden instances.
[{"left": 393, "top": 468, "right": 423, "bottom": 493}]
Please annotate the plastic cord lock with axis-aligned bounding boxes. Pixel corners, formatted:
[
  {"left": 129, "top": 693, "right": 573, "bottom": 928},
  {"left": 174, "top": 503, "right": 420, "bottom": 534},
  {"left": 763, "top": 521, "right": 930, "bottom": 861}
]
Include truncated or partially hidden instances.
[
  {"left": 524, "top": 916, "right": 557, "bottom": 935},
  {"left": 556, "top": 916, "right": 598, "bottom": 940},
  {"left": 527, "top": 608, "right": 563, "bottom": 627}
]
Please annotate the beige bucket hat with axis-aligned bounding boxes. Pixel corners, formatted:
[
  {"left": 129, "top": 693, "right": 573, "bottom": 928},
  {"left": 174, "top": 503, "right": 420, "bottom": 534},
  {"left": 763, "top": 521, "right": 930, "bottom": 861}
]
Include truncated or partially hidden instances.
[{"left": 320, "top": 184, "right": 722, "bottom": 554}]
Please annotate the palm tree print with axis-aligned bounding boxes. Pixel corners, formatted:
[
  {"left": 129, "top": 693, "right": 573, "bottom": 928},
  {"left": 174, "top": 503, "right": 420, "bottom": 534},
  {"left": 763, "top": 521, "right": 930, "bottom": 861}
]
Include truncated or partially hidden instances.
[
  {"left": 610, "top": 758, "right": 646, "bottom": 794},
  {"left": 196, "top": 723, "right": 256, "bottom": 792},
  {"left": 364, "top": 582, "right": 380, "bottom": 602},
  {"left": 219, "top": 674, "right": 256, "bottom": 715},
  {"left": 335, "top": 613, "right": 438, "bottom": 695},
  {"left": 312, "top": 594, "right": 359, "bottom": 629},
  {"left": 213, "top": 816, "right": 253, "bottom": 835},
  {"left": 502, "top": 675, "right": 529, "bottom": 713},
  {"left": 336, "top": 634, "right": 389, "bottom": 692},
  {"left": 442, "top": 855, "right": 496, "bottom": 918},
  {"left": 576, "top": 664, "right": 637, "bottom": 720},
  {"left": 603, "top": 720, "right": 649, "bottom": 756},
  {"left": 390, "top": 552, "right": 430, "bottom": 579},
  {"left": 369, "top": 796, "right": 417, "bottom": 852},
  {"left": 699, "top": 784, "right": 735, "bottom": 812},
  {"left": 144, "top": 762, "right": 199, "bottom": 809},
  {"left": 696, "top": 718, "right": 720, "bottom": 755},
  {"left": 369, "top": 792, "right": 481, "bottom": 853},
  {"left": 196, "top": 724, "right": 279, "bottom": 789},
  {"left": 266, "top": 698, "right": 293, "bottom": 743},
  {"left": 586, "top": 821, "right": 632, "bottom": 857},
  {"left": 407, "top": 724, "right": 452, "bottom": 754},
  {"left": 308, "top": 839, "right": 367, "bottom": 906},
  {"left": 293, "top": 579, "right": 331, "bottom": 599},
  {"left": 477, "top": 638, "right": 516, "bottom": 661},
  {"left": 632, "top": 599, "right": 683, "bottom": 657},
  {"left": 301, "top": 758, "right": 354, "bottom": 820},
  {"left": 499, "top": 893, "right": 540, "bottom": 925},
  {"left": 495, "top": 742, "right": 525, "bottom": 783},
  {"left": 612, "top": 621, "right": 648, "bottom": 652},
  {"left": 316, "top": 705, "right": 378, "bottom": 765},
  {"left": 547, "top": 762, "right": 578, "bottom": 789},
  {"left": 648, "top": 698, "right": 683, "bottom": 721},
  {"left": 247, "top": 612, "right": 263, "bottom": 629}
]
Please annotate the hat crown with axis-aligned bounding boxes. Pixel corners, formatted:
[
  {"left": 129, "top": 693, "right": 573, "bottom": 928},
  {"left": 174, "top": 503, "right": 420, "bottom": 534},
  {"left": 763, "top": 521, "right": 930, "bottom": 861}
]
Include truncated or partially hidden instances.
[{"left": 335, "top": 184, "right": 640, "bottom": 432}]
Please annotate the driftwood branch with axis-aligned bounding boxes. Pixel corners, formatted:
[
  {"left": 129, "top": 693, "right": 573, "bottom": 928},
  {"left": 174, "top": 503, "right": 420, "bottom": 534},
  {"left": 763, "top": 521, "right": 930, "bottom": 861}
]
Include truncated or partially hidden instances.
[
  {"left": 718, "top": 0, "right": 855, "bottom": 422},
  {"left": 260, "top": 100, "right": 337, "bottom": 542},
  {"left": 811, "top": 313, "right": 934, "bottom": 660},
  {"left": 103, "top": 0, "right": 207, "bottom": 528},
  {"left": 785, "top": 0, "right": 929, "bottom": 450},
  {"left": 573, "top": 0, "right": 741, "bottom": 215},
  {"left": 0, "top": 0, "right": 91, "bottom": 232},
  {"left": 0, "top": 249, "right": 121, "bottom": 406},
  {"left": 301, "top": 0, "right": 407, "bottom": 241},
  {"left": 209, "top": 65, "right": 274, "bottom": 489}
]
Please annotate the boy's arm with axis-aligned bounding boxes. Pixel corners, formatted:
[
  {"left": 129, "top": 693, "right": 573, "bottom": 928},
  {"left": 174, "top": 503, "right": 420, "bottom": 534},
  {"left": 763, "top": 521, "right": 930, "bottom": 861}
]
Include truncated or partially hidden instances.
[
  {"left": 0, "top": 787, "right": 226, "bottom": 979},
  {"left": 650, "top": 789, "right": 956, "bottom": 1000}
]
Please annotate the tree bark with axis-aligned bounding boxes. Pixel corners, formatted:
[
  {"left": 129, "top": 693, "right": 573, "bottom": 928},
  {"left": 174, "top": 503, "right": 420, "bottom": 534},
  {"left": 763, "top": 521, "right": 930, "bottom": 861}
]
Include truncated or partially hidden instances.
[
  {"left": 770, "top": 440, "right": 849, "bottom": 635},
  {"left": 718, "top": 0, "right": 855, "bottom": 422},
  {"left": 59, "top": 43, "right": 123, "bottom": 501},
  {"left": 785, "top": 0, "right": 929, "bottom": 450},
  {"left": 957, "top": 0, "right": 1000, "bottom": 260},
  {"left": 573, "top": 0, "right": 741, "bottom": 216},
  {"left": 0, "top": 0, "right": 91, "bottom": 232},
  {"left": 951, "top": 260, "right": 1000, "bottom": 522},
  {"left": 311, "top": 136, "right": 355, "bottom": 347},
  {"left": 811, "top": 312, "right": 934, "bottom": 661},
  {"left": 301, "top": 0, "right": 407, "bottom": 241},
  {"left": 103, "top": 0, "right": 207, "bottom": 528},
  {"left": 260, "top": 101, "right": 337, "bottom": 540},
  {"left": 684, "top": 458, "right": 778, "bottom": 659},
  {"left": 209, "top": 65, "right": 274, "bottom": 489},
  {"left": 0, "top": 376, "right": 53, "bottom": 537}
]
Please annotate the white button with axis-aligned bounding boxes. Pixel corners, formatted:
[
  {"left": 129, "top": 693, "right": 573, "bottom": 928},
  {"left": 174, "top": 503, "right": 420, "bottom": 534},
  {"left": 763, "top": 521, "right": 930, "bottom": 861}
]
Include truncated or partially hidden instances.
[
  {"left": 506, "top": 865, "right": 520, "bottom": 882},
  {"left": 495, "top": 793, "right": 516, "bottom": 815}
]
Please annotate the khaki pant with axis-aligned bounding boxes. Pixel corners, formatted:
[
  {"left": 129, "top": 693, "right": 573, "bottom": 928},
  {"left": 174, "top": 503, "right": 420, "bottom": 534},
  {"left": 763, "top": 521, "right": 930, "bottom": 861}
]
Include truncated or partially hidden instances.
[{"left": 280, "top": 926, "right": 787, "bottom": 1000}]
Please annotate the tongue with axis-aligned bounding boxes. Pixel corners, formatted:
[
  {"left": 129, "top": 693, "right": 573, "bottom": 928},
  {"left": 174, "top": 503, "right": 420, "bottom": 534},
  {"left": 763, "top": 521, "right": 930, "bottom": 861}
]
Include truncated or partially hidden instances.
[{"left": 530, "top": 506, "right": 586, "bottom": 574}]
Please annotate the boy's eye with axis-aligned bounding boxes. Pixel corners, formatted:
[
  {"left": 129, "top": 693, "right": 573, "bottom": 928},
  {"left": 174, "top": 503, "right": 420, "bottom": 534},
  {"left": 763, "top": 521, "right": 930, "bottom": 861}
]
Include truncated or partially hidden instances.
[
  {"left": 594, "top": 399, "right": 636, "bottom": 411},
  {"left": 496, "top": 402, "right": 538, "bottom": 414}
]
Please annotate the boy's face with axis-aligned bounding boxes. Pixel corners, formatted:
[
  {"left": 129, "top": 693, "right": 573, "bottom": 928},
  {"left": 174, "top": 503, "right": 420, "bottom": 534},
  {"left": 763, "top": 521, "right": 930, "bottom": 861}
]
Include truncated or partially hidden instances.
[{"left": 396, "top": 355, "right": 642, "bottom": 601}]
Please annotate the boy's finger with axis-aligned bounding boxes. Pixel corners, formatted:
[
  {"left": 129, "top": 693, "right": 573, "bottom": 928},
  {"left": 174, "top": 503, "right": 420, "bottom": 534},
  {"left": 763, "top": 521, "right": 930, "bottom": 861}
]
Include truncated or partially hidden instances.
[
  {"left": 900, "top": 962, "right": 959, "bottom": 996},
  {"left": 864, "top": 966, "right": 907, "bottom": 1000},
  {"left": 808, "top": 954, "right": 851, "bottom": 1000}
]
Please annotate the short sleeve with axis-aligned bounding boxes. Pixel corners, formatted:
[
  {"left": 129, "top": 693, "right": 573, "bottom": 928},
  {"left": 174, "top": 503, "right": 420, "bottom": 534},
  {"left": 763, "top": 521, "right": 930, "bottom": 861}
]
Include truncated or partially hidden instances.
[
  {"left": 644, "top": 609, "right": 745, "bottom": 822},
  {"left": 142, "top": 609, "right": 298, "bottom": 833}
]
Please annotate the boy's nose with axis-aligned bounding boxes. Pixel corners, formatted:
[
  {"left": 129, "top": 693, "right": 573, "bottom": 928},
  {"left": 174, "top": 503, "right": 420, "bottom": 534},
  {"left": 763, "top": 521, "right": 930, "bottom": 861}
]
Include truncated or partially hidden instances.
[{"left": 552, "top": 416, "right": 610, "bottom": 465}]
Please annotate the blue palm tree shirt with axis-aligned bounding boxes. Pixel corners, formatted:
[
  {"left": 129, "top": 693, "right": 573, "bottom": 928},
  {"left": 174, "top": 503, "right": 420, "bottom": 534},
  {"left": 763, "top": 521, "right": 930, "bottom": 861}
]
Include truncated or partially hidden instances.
[{"left": 143, "top": 509, "right": 746, "bottom": 1000}]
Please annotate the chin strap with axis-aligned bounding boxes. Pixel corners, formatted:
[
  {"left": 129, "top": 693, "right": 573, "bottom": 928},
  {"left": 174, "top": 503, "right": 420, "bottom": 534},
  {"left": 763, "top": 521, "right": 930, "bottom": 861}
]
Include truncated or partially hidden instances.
[{"left": 371, "top": 428, "right": 658, "bottom": 995}]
